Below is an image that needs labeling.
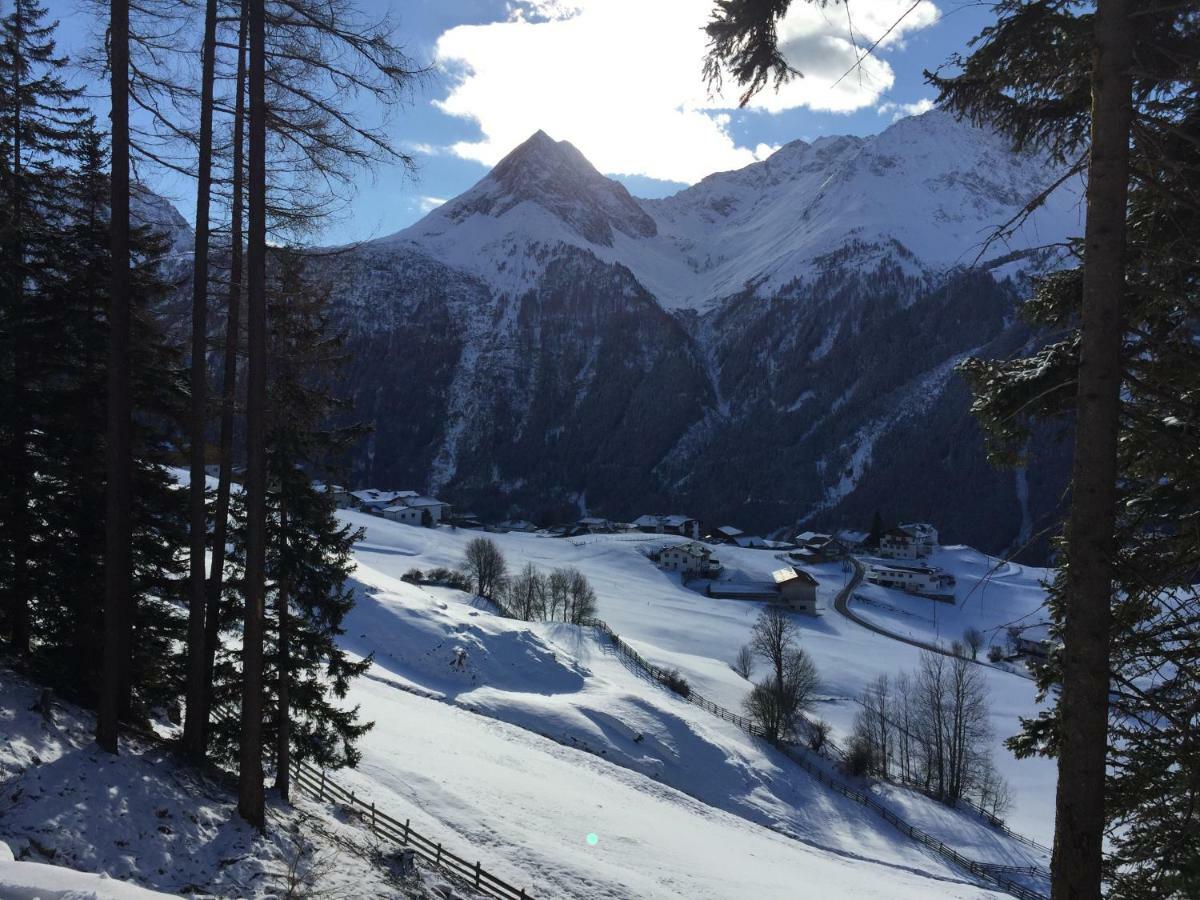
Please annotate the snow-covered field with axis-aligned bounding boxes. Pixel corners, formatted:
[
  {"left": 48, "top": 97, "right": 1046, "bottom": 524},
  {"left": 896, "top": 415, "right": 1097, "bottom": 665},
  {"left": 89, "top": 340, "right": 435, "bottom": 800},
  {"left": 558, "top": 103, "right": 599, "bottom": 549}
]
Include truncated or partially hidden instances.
[{"left": 333, "top": 511, "right": 1058, "bottom": 897}]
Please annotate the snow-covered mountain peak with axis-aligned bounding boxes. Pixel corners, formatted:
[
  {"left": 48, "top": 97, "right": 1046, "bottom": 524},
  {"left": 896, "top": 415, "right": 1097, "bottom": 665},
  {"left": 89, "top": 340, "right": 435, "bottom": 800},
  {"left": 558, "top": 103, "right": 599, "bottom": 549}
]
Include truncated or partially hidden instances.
[
  {"left": 379, "top": 109, "right": 1082, "bottom": 310},
  {"left": 414, "top": 129, "right": 657, "bottom": 249}
]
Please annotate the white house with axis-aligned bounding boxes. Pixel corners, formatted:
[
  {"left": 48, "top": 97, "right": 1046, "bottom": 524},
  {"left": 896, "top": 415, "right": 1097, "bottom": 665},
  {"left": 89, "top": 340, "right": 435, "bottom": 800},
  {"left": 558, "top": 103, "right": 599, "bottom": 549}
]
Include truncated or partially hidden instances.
[
  {"left": 880, "top": 523, "right": 939, "bottom": 559},
  {"left": 658, "top": 542, "right": 720, "bottom": 578},
  {"left": 381, "top": 504, "right": 423, "bottom": 525},
  {"left": 865, "top": 562, "right": 955, "bottom": 601},
  {"left": 372, "top": 493, "right": 451, "bottom": 526}
]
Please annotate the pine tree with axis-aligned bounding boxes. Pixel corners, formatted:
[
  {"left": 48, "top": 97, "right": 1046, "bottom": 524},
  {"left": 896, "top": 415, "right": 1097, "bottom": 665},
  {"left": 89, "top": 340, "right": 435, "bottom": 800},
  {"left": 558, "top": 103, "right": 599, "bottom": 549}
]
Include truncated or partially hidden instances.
[
  {"left": 942, "top": 4, "right": 1200, "bottom": 894},
  {"left": 0, "top": 0, "right": 84, "bottom": 656},
  {"left": 29, "top": 123, "right": 189, "bottom": 716},
  {"left": 212, "top": 252, "right": 372, "bottom": 798}
]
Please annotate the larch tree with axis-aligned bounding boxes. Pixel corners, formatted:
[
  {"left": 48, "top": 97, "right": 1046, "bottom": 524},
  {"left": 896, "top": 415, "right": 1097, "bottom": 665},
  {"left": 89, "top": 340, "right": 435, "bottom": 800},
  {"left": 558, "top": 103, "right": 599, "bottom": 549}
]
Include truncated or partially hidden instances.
[
  {"left": 238, "top": 0, "right": 268, "bottom": 828},
  {"left": 181, "top": 0, "right": 223, "bottom": 763},
  {"left": 96, "top": 0, "right": 134, "bottom": 756}
]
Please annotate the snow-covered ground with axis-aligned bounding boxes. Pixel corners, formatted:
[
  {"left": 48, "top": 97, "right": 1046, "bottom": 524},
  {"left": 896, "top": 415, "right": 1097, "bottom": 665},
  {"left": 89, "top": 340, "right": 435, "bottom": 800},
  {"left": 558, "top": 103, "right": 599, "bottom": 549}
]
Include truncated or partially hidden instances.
[
  {"left": 4, "top": 481, "right": 1055, "bottom": 897},
  {"left": 0, "top": 664, "right": 469, "bottom": 899},
  {"left": 852, "top": 546, "right": 1051, "bottom": 654},
  {"left": 333, "top": 512, "right": 1058, "bottom": 894}
]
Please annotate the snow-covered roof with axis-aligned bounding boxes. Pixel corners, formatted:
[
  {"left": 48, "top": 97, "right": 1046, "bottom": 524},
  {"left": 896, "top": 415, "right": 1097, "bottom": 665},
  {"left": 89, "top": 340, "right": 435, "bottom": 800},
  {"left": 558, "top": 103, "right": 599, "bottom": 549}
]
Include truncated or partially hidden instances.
[
  {"left": 662, "top": 542, "right": 711, "bottom": 558},
  {"left": 404, "top": 496, "right": 448, "bottom": 508},
  {"left": 716, "top": 525, "right": 743, "bottom": 537},
  {"left": 351, "top": 489, "right": 418, "bottom": 504},
  {"left": 868, "top": 562, "right": 944, "bottom": 576},
  {"left": 579, "top": 516, "right": 610, "bottom": 525},
  {"left": 773, "top": 566, "right": 818, "bottom": 586}
]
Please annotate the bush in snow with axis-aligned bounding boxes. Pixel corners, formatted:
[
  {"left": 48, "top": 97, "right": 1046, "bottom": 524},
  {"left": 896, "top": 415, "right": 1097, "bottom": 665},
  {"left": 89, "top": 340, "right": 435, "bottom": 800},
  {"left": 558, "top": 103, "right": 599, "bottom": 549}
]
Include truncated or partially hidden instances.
[
  {"left": 660, "top": 668, "right": 691, "bottom": 698},
  {"left": 807, "top": 718, "right": 832, "bottom": 753},
  {"left": 424, "top": 567, "right": 472, "bottom": 591},
  {"left": 401, "top": 568, "right": 424, "bottom": 584},
  {"left": 844, "top": 734, "right": 873, "bottom": 778}
]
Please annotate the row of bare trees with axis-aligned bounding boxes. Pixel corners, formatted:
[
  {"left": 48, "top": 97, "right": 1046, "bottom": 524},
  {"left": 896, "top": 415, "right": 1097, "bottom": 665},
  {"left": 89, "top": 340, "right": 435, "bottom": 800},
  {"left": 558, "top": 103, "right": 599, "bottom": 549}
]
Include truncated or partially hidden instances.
[
  {"left": 87, "top": 0, "right": 419, "bottom": 826},
  {"left": 849, "top": 653, "right": 1011, "bottom": 818},
  {"left": 462, "top": 537, "right": 598, "bottom": 625}
]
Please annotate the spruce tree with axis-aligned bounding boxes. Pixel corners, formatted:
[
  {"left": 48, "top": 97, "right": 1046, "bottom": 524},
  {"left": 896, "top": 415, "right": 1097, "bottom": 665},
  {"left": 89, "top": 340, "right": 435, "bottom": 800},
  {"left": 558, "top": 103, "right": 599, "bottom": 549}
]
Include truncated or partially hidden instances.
[
  {"left": 942, "top": 4, "right": 1199, "bottom": 894},
  {"left": 212, "top": 252, "right": 372, "bottom": 796},
  {"left": 0, "top": 0, "right": 84, "bottom": 655},
  {"left": 26, "top": 122, "right": 189, "bottom": 716}
]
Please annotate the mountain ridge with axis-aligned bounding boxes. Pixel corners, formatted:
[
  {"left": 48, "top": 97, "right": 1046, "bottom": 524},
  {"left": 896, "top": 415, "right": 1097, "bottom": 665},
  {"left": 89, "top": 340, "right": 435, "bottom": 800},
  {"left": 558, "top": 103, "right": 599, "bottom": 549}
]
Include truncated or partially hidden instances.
[
  {"left": 384, "top": 109, "right": 1082, "bottom": 312},
  {"left": 149, "top": 110, "right": 1076, "bottom": 558}
]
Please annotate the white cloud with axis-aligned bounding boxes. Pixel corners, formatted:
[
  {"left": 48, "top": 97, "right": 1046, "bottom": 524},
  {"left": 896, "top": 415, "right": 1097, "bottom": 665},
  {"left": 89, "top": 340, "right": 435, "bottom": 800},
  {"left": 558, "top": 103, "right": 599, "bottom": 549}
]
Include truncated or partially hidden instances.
[
  {"left": 433, "top": 0, "right": 938, "bottom": 183},
  {"left": 877, "top": 97, "right": 936, "bottom": 121},
  {"left": 402, "top": 141, "right": 442, "bottom": 156},
  {"left": 418, "top": 196, "right": 448, "bottom": 212}
]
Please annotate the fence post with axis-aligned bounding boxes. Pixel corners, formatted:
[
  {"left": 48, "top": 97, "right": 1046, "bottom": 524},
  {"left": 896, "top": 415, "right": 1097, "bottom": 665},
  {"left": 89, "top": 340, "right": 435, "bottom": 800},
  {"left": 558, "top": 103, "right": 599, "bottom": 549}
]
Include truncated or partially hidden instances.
[
  {"left": 475, "top": 860, "right": 481, "bottom": 887},
  {"left": 371, "top": 801, "right": 376, "bottom": 831},
  {"left": 404, "top": 818, "right": 410, "bottom": 844},
  {"left": 319, "top": 770, "right": 326, "bottom": 801},
  {"left": 436, "top": 843, "right": 442, "bottom": 865}
]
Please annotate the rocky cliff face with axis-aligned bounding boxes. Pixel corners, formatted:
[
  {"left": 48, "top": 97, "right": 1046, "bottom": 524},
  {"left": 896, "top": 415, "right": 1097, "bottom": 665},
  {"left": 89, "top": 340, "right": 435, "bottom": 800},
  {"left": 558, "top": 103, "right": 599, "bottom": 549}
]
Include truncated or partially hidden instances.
[{"left": 261, "top": 111, "right": 1081, "bottom": 557}]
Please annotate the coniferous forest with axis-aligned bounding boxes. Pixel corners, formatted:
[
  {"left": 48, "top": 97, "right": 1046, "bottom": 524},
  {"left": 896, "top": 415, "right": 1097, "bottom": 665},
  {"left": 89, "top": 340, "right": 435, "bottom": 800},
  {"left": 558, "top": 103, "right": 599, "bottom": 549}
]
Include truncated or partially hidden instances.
[
  {"left": 0, "top": 0, "right": 418, "bottom": 828},
  {"left": 0, "top": 0, "right": 1198, "bottom": 898}
]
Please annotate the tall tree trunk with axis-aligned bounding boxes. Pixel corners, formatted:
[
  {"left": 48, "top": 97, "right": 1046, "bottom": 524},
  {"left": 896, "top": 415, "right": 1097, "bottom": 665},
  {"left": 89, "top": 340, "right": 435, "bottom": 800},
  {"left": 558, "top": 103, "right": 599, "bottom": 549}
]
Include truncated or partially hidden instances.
[
  {"left": 97, "top": 0, "right": 132, "bottom": 756},
  {"left": 204, "top": 0, "right": 248, "bottom": 723},
  {"left": 1051, "top": 1, "right": 1132, "bottom": 897},
  {"left": 275, "top": 496, "right": 290, "bottom": 804},
  {"left": 182, "top": 0, "right": 220, "bottom": 763},
  {"left": 237, "top": 0, "right": 267, "bottom": 828},
  {"left": 6, "top": 0, "right": 31, "bottom": 656}
]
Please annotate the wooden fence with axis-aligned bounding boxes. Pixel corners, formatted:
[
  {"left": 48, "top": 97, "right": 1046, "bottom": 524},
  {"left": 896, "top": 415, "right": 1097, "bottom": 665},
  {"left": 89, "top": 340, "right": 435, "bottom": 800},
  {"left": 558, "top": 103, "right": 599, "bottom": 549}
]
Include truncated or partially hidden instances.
[
  {"left": 209, "top": 705, "right": 532, "bottom": 899},
  {"left": 572, "top": 616, "right": 1050, "bottom": 900}
]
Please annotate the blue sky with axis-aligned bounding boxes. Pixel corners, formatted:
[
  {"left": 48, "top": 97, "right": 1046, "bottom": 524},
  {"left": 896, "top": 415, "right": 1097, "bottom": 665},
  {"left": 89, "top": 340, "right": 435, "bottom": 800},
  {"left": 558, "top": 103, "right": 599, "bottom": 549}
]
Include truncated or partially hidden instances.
[{"left": 44, "top": 0, "right": 993, "bottom": 246}]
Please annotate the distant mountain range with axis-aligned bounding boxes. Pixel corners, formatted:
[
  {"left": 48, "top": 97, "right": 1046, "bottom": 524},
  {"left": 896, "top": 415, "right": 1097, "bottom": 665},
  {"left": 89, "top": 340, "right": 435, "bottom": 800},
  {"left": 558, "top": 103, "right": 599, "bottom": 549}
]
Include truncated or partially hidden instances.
[{"left": 162, "top": 110, "right": 1083, "bottom": 558}]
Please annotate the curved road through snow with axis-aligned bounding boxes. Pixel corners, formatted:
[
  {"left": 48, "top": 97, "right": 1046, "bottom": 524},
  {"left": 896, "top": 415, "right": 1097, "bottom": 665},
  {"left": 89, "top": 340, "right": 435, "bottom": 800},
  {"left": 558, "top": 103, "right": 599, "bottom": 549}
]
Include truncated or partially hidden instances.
[{"left": 832, "top": 559, "right": 1034, "bottom": 680}]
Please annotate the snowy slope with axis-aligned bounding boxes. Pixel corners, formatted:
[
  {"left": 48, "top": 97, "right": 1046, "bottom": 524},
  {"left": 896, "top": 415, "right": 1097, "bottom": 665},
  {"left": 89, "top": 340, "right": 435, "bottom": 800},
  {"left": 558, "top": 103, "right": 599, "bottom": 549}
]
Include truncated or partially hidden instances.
[
  {"left": 334, "top": 513, "right": 1057, "bottom": 895},
  {"left": 0, "top": 664, "right": 466, "bottom": 899},
  {"left": 387, "top": 109, "right": 1081, "bottom": 310}
]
